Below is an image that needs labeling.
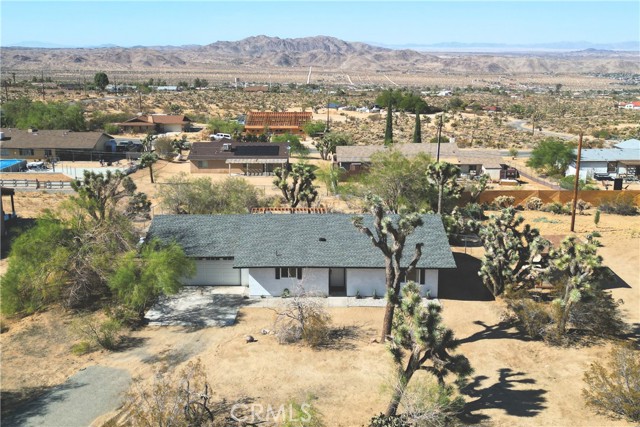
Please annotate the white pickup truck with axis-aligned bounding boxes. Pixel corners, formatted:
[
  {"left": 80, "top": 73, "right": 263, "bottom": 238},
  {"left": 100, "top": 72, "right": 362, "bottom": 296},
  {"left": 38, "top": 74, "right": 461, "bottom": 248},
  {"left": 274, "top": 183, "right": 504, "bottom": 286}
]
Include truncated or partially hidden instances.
[{"left": 209, "top": 133, "right": 231, "bottom": 140}]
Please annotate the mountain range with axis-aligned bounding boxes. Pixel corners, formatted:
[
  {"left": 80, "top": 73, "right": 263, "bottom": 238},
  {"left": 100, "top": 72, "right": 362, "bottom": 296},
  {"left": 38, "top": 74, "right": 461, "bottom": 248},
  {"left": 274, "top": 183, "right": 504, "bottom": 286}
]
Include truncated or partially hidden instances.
[{"left": 2, "top": 35, "right": 639, "bottom": 74}]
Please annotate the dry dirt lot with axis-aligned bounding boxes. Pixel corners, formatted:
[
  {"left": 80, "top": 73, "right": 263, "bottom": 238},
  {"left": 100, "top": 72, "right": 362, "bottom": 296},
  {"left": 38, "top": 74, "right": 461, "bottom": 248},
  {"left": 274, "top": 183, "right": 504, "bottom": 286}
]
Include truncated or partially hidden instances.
[{"left": 1, "top": 210, "right": 638, "bottom": 426}]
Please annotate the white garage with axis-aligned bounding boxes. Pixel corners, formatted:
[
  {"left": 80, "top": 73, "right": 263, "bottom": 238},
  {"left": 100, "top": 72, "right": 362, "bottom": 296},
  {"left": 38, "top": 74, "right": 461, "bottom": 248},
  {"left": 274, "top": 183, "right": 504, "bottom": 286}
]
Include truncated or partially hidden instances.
[{"left": 183, "top": 259, "right": 241, "bottom": 286}]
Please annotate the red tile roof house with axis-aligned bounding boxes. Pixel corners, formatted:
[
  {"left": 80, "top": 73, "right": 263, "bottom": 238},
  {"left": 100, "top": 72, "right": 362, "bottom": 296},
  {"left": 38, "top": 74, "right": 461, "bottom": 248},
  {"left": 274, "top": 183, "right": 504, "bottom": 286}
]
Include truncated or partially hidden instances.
[
  {"left": 617, "top": 101, "right": 640, "bottom": 110},
  {"left": 244, "top": 111, "right": 313, "bottom": 136},
  {"left": 117, "top": 114, "right": 192, "bottom": 134},
  {"left": 188, "top": 140, "right": 290, "bottom": 175}
]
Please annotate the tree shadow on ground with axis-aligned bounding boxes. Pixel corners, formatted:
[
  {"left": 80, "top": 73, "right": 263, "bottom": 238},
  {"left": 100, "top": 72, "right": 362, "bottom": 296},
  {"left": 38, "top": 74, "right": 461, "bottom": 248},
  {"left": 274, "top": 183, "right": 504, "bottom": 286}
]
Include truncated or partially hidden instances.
[
  {"left": 459, "top": 368, "right": 547, "bottom": 423},
  {"left": 457, "top": 320, "right": 535, "bottom": 344},
  {"left": 599, "top": 267, "right": 632, "bottom": 290},
  {"left": 439, "top": 253, "right": 494, "bottom": 301},
  {"left": 1, "top": 382, "right": 83, "bottom": 423},
  {"left": 319, "top": 325, "right": 363, "bottom": 351}
]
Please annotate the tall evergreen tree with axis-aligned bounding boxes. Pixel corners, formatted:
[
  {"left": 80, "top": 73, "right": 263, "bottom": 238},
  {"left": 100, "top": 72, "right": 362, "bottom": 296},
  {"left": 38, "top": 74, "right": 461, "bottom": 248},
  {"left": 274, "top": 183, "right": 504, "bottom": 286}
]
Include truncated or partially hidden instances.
[
  {"left": 385, "top": 100, "right": 394, "bottom": 144},
  {"left": 413, "top": 113, "right": 422, "bottom": 143}
]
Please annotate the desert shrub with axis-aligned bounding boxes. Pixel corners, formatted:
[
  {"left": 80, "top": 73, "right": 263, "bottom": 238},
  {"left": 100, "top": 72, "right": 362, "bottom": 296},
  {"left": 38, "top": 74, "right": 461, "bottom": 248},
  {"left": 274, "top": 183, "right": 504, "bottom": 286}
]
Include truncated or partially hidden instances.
[
  {"left": 525, "top": 197, "right": 544, "bottom": 210},
  {"left": 599, "top": 194, "right": 638, "bottom": 216},
  {"left": 71, "top": 341, "right": 93, "bottom": 356},
  {"left": 582, "top": 344, "right": 640, "bottom": 422},
  {"left": 274, "top": 287, "right": 331, "bottom": 347},
  {"left": 75, "top": 317, "right": 123, "bottom": 351},
  {"left": 576, "top": 199, "right": 592, "bottom": 214},
  {"left": 104, "top": 123, "right": 120, "bottom": 135},
  {"left": 541, "top": 202, "right": 570, "bottom": 215},
  {"left": 508, "top": 298, "right": 554, "bottom": 340},
  {"left": 125, "top": 359, "right": 221, "bottom": 427},
  {"left": 493, "top": 195, "right": 515, "bottom": 208}
]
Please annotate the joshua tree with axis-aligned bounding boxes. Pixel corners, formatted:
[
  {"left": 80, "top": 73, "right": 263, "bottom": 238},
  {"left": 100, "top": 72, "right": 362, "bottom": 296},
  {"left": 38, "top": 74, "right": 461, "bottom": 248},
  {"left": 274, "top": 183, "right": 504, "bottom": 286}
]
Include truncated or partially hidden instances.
[
  {"left": 478, "top": 208, "right": 548, "bottom": 297},
  {"left": 426, "top": 162, "right": 461, "bottom": 215},
  {"left": 386, "top": 282, "right": 472, "bottom": 417},
  {"left": 273, "top": 162, "right": 318, "bottom": 208},
  {"left": 353, "top": 195, "right": 423, "bottom": 341},
  {"left": 140, "top": 152, "right": 158, "bottom": 184}
]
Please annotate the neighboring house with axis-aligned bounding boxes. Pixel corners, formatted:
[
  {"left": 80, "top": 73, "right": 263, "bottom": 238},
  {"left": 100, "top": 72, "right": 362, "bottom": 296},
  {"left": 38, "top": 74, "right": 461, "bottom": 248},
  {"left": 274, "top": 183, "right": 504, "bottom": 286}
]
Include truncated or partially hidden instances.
[
  {"left": 335, "top": 143, "right": 459, "bottom": 173},
  {"left": 148, "top": 214, "right": 456, "bottom": 298},
  {"left": 617, "top": 101, "right": 640, "bottom": 110},
  {"left": 244, "top": 111, "right": 313, "bottom": 136},
  {"left": 335, "top": 144, "right": 516, "bottom": 180},
  {"left": 566, "top": 138, "right": 640, "bottom": 180},
  {"left": 188, "top": 140, "right": 289, "bottom": 175},
  {"left": 0, "top": 128, "right": 114, "bottom": 161},
  {"left": 117, "top": 114, "right": 191, "bottom": 134}
]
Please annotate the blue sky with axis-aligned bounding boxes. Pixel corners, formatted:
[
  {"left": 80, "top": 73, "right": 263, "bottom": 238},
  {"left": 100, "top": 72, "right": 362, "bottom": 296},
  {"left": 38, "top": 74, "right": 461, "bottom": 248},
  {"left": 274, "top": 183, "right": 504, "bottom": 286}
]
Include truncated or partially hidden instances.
[{"left": 1, "top": 1, "right": 638, "bottom": 47}]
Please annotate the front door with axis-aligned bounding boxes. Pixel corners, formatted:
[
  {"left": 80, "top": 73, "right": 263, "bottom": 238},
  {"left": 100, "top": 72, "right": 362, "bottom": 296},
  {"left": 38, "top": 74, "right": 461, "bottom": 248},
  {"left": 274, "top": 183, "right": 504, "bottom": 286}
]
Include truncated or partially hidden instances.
[{"left": 329, "top": 268, "right": 346, "bottom": 296}]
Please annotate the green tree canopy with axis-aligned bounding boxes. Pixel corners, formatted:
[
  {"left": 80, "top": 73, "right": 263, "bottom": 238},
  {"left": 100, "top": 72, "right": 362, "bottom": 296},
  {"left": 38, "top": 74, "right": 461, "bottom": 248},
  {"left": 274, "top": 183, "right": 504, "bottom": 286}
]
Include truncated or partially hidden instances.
[
  {"left": 527, "top": 138, "right": 576, "bottom": 177},
  {"left": 314, "top": 131, "right": 353, "bottom": 160},
  {"left": 94, "top": 72, "right": 109, "bottom": 91},
  {"left": 362, "top": 150, "right": 433, "bottom": 213},
  {"left": 273, "top": 162, "right": 318, "bottom": 207},
  {"left": 0, "top": 98, "right": 86, "bottom": 131}
]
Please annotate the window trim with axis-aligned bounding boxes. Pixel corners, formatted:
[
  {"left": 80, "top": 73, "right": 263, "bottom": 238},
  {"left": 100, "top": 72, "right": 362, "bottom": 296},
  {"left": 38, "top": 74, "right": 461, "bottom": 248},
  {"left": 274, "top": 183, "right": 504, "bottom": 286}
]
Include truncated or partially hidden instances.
[{"left": 276, "top": 267, "right": 302, "bottom": 280}]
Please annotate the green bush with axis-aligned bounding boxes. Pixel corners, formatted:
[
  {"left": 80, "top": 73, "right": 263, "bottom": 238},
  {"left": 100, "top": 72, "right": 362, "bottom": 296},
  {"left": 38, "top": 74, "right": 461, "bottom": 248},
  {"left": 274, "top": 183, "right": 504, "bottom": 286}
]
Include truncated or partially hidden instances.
[
  {"left": 71, "top": 341, "right": 93, "bottom": 356},
  {"left": 493, "top": 195, "right": 515, "bottom": 208}
]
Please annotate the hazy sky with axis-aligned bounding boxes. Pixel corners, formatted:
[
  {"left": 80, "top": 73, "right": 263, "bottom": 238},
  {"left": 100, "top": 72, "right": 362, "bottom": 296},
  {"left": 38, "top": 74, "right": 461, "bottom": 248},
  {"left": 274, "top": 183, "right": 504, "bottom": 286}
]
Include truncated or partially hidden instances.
[{"left": 1, "top": 1, "right": 638, "bottom": 47}]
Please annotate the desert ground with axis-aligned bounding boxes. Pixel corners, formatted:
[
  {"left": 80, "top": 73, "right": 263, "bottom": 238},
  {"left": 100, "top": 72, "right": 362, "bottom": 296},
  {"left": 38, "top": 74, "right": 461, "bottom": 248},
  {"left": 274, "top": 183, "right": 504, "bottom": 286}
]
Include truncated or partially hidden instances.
[{"left": 1, "top": 208, "right": 638, "bottom": 426}]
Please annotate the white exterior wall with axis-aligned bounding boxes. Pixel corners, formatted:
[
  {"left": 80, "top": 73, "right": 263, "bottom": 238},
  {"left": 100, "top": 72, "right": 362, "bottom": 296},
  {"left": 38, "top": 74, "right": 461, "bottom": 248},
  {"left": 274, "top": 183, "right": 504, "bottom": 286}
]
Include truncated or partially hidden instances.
[
  {"left": 421, "top": 270, "right": 439, "bottom": 298},
  {"left": 346, "top": 269, "right": 387, "bottom": 297},
  {"left": 248, "top": 268, "right": 328, "bottom": 296},
  {"left": 483, "top": 167, "right": 502, "bottom": 181},
  {"left": 567, "top": 161, "right": 625, "bottom": 180},
  {"left": 240, "top": 268, "right": 249, "bottom": 286}
]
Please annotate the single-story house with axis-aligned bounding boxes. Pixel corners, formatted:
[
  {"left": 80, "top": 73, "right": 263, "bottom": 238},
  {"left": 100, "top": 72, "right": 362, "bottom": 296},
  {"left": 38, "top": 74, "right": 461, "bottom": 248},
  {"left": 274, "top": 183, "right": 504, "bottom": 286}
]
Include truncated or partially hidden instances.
[
  {"left": 335, "top": 143, "right": 459, "bottom": 173},
  {"left": 244, "top": 111, "right": 313, "bottom": 136},
  {"left": 335, "top": 144, "right": 516, "bottom": 181},
  {"left": 117, "top": 114, "right": 191, "bottom": 134},
  {"left": 617, "top": 102, "right": 640, "bottom": 110},
  {"left": 566, "top": 139, "right": 640, "bottom": 180},
  {"left": 188, "top": 140, "right": 289, "bottom": 175},
  {"left": 148, "top": 214, "right": 456, "bottom": 298},
  {"left": 0, "top": 128, "right": 114, "bottom": 161}
]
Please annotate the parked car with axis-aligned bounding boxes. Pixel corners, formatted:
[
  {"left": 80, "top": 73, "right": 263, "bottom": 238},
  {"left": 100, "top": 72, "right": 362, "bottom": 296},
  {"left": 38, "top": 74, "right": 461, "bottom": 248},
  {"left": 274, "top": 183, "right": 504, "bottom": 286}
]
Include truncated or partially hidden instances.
[
  {"left": 210, "top": 133, "right": 231, "bottom": 140},
  {"left": 593, "top": 173, "right": 613, "bottom": 181}
]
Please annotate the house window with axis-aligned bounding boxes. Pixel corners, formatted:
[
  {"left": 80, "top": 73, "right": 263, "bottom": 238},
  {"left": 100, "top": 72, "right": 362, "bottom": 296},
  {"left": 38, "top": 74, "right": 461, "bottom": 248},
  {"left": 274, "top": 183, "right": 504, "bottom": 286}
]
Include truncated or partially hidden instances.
[
  {"left": 402, "top": 268, "right": 426, "bottom": 285},
  {"left": 607, "top": 162, "right": 617, "bottom": 173},
  {"left": 275, "top": 267, "right": 302, "bottom": 280},
  {"left": 0, "top": 149, "right": 9, "bottom": 156},
  {"left": 199, "top": 160, "right": 209, "bottom": 168},
  {"left": 19, "top": 149, "right": 34, "bottom": 156},
  {"left": 44, "top": 149, "right": 53, "bottom": 157}
]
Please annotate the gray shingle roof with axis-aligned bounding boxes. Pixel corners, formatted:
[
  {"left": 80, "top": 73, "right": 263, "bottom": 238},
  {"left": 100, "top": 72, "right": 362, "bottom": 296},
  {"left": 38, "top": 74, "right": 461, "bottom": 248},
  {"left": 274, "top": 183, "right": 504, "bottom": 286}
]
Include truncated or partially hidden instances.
[{"left": 148, "top": 214, "right": 456, "bottom": 269}]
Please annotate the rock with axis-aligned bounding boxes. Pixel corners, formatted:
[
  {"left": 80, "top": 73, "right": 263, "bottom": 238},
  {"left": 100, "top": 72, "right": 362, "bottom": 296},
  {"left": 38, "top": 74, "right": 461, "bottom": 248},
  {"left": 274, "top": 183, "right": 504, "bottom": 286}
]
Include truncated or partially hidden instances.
[
  {"left": 260, "top": 328, "right": 270, "bottom": 335},
  {"left": 245, "top": 335, "right": 256, "bottom": 343},
  {"left": 370, "top": 338, "right": 379, "bottom": 344}
]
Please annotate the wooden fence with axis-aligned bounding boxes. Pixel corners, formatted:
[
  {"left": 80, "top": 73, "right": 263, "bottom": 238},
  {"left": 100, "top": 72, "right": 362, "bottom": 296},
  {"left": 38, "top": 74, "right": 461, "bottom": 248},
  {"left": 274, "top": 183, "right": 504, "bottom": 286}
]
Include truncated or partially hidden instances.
[{"left": 462, "top": 190, "right": 640, "bottom": 207}]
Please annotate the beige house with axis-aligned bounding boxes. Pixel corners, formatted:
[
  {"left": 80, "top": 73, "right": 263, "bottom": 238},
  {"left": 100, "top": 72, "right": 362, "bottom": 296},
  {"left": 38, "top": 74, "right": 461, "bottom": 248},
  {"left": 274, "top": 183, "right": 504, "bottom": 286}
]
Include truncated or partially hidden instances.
[
  {"left": 117, "top": 114, "right": 191, "bottom": 134},
  {"left": 0, "top": 128, "right": 113, "bottom": 161},
  {"left": 189, "top": 140, "right": 289, "bottom": 175}
]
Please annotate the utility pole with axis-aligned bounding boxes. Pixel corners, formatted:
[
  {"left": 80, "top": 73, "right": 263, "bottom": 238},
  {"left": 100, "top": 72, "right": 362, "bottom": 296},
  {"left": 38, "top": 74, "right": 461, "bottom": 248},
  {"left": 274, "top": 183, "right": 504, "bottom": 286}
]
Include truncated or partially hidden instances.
[
  {"left": 436, "top": 114, "right": 444, "bottom": 162},
  {"left": 570, "top": 132, "right": 584, "bottom": 232}
]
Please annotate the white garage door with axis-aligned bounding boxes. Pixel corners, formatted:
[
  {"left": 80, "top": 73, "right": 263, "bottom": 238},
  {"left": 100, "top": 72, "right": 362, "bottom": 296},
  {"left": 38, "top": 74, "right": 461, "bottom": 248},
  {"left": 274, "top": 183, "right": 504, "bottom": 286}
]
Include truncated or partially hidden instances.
[{"left": 184, "top": 260, "right": 241, "bottom": 286}]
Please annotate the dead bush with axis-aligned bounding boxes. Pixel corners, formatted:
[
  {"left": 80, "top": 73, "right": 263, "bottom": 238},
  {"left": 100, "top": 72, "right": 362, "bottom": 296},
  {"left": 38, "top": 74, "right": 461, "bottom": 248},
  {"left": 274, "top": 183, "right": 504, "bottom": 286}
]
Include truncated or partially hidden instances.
[
  {"left": 507, "top": 298, "right": 554, "bottom": 340},
  {"left": 583, "top": 344, "right": 640, "bottom": 423},
  {"left": 274, "top": 286, "right": 331, "bottom": 347}
]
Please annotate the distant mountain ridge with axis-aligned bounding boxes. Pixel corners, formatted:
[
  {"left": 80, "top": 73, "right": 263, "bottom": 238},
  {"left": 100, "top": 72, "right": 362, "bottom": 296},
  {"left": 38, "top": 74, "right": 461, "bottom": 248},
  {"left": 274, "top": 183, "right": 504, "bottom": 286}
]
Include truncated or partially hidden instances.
[{"left": 2, "top": 35, "right": 639, "bottom": 74}]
